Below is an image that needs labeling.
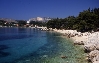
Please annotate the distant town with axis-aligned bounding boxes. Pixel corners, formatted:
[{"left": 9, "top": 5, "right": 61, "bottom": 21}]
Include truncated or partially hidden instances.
[{"left": 0, "top": 17, "right": 52, "bottom": 27}]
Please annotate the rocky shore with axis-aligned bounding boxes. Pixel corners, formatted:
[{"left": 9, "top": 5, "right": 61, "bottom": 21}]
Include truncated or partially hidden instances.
[
  {"left": 35, "top": 27, "right": 99, "bottom": 63},
  {"left": 50, "top": 29, "right": 99, "bottom": 63}
]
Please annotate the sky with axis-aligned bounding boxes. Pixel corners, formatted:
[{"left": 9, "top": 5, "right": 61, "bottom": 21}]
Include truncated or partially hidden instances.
[{"left": 0, "top": 0, "right": 99, "bottom": 20}]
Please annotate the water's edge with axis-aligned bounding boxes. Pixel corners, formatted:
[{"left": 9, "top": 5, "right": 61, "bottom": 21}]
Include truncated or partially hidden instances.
[
  {"left": 0, "top": 28, "right": 88, "bottom": 63},
  {"left": 11, "top": 31, "right": 88, "bottom": 63}
]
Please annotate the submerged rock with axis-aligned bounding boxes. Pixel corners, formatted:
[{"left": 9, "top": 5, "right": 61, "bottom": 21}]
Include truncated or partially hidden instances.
[
  {"left": 25, "top": 59, "right": 30, "bottom": 62},
  {"left": 0, "top": 51, "right": 10, "bottom": 57},
  {"left": 61, "top": 55, "right": 67, "bottom": 59},
  {"left": 0, "top": 45, "right": 9, "bottom": 50},
  {"left": 43, "top": 55, "right": 48, "bottom": 58}
]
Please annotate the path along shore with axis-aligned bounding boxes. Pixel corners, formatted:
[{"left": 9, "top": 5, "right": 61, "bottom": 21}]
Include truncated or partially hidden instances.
[{"left": 40, "top": 27, "right": 99, "bottom": 63}]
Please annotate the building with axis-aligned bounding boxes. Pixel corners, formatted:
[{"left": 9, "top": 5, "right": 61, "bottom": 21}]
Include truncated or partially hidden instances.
[{"left": 27, "top": 17, "right": 52, "bottom": 23}]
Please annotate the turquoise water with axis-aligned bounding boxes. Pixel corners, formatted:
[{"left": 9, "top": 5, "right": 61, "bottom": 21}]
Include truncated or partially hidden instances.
[{"left": 0, "top": 27, "right": 87, "bottom": 63}]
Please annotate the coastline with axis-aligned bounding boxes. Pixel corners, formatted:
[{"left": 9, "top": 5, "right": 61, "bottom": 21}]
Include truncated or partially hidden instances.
[
  {"left": 41, "top": 27, "right": 99, "bottom": 63},
  {"left": 2, "top": 27, "right": 87, "bottom": 63},
  {"left": 11, "top": 28, "right": 88, "bottom": 63},
  {"left": 1, "top": 26, "right": 98, "bottom": 63}
]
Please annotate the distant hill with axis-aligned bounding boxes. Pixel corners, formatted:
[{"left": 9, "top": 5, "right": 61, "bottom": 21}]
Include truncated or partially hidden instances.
[{"left": 0, "top": 18, "right": 18, "bottom": 23}]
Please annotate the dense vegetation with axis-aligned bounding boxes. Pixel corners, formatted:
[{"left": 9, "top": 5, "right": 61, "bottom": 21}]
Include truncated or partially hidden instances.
[
  {"left": 29, "top": 21, "right": 46, "bottom": 27},
  {"left": 16, "top": 20, "right": 27, "bottom": 27},
  {"left": 47, "top": 8, "right": 99, "bottom": 32}
]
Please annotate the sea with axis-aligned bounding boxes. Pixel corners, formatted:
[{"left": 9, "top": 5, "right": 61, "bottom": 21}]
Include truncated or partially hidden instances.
[{"left": 0, "top": 27, "right": 87, "bottom": 63}]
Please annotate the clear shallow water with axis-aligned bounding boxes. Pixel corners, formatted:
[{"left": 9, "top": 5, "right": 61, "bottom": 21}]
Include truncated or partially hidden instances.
[{"left": 0, "top": 27, "right": 87, "bottom": 63}]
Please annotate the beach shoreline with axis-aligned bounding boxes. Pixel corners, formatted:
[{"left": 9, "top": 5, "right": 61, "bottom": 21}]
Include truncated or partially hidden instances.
[{"left": 18, "top": 26, "right": 99, "bottom": 63}]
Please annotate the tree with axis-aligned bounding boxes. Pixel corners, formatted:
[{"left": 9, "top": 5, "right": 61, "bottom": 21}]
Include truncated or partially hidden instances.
[
  {"left": 46, "top": 7, "right": 99, "bottom": 32},
  {"left": 17, "top": 20, "right": 26, "bottom": 27}
]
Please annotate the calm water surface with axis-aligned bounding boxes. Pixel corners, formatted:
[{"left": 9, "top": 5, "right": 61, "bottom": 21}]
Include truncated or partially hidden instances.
[{"left": 0, "top": 27, "right": 87, "bottom": 63}]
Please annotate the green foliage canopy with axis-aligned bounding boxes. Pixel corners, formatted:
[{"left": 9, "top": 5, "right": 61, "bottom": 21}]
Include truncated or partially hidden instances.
[{"left": 47, "top": 8, "right": 99, "bottom": 32}]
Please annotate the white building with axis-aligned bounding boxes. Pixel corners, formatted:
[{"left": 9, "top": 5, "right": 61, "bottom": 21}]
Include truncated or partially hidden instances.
[
  {"left": 27, "top": 17, "right": 52, "bottom": 23},
  {"left": 37, "top": 17, "right": 44, "bottom": 21}
]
